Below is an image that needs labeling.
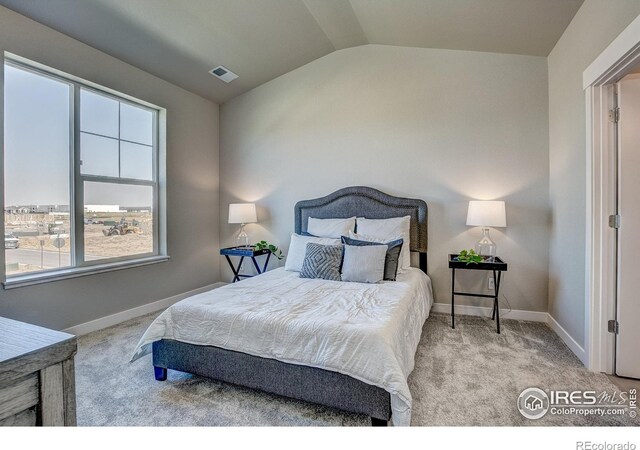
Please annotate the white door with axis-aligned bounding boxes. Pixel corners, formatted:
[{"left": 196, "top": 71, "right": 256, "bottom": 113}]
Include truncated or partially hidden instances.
[{"left": 616, "top": 74, "right": 640, "bottom": 379}]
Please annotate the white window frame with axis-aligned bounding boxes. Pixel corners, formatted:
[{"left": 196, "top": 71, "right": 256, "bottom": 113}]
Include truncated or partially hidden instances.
[{"left": 2, "top": 53, "right": 168, "bottom": 289}]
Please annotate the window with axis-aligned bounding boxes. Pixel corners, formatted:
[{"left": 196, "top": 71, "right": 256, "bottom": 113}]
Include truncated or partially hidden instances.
[{"left": 3, "top": 56, "right": 165, "bottom": 285}]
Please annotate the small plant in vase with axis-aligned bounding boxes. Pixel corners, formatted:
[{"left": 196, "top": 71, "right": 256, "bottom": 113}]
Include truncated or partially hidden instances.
[{"left": 254, "top": 240, "right": 284, "bottom": 260}]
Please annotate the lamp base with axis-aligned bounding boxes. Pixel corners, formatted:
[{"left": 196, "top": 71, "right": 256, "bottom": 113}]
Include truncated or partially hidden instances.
[
  {"left": 236, "top": 224, "right": 250, "bottom": 248},
  {"left": 475, "top": 228, "right": 496, "bottom": 262}
]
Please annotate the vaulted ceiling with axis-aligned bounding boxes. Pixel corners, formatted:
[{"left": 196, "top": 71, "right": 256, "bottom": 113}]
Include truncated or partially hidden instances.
[{"left": 0, "top": 0, "right": 584, "bottom": 103}]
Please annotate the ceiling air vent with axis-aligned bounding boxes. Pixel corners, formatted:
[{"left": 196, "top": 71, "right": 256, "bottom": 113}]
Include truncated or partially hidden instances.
[{"left": 209, "top": 65, "right": 238, "bottom": 83}]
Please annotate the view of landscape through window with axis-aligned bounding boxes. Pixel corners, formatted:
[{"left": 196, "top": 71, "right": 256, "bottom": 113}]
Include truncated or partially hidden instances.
[{"left": 4, "top": 62, "right": 156, "bottom": 277}]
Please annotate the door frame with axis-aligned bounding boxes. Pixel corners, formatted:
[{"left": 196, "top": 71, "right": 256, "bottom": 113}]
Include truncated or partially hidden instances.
[{"left": 584, "top": 14, "right": 640, "bottom": 373}]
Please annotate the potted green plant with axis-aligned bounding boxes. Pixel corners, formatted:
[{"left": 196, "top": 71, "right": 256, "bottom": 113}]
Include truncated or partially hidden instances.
[
  {"left": 455, "top": 249, "right": 484, "bottom": 265},
  {"left": 254, "top": 240, "right": 284, "bottom": 260}
]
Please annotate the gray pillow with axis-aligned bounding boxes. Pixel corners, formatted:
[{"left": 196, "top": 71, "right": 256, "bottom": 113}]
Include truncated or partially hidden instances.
[
  {"left": 299, "top": 243, "right": 343, "bottom": 281},
  {"left": 341, "top": 236, "right": 404, "bottom": 281},
  {"left": 341, "top": 244, "right": 387, "bottom": 284}
]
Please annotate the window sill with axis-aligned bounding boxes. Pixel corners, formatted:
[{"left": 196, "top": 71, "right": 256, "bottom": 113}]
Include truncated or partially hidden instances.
[{"left": 3, "top": 255, "right": 170, "bottom": 290}]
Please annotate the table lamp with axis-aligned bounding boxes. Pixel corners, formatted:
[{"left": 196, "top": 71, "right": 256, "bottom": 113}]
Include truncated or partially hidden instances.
[
  {"left": 228, "top": 203, "right": 257, "bottom": 248},
  {"left": 466, "top": 200, "right": 507, "bottom": 261}
]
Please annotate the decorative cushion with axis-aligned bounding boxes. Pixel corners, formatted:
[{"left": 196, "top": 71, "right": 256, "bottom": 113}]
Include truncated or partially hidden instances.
[
  {"left": 341, "top": 235, "right": 403, "bottom": 281},
  {"left": 355, "top": 216, "right": 411, "bottom": 270},
  {"left": 307, "top": 217, "right": 356, "bottom": 239},
  {"left": 284, "top": 234, "right": 341, "bottom": 272},
  {"left": 299, "top": 243, "right": 343, "bottom": 281},
  {"left": 341, "top": 244, "right": 387, "bottom": 284}
]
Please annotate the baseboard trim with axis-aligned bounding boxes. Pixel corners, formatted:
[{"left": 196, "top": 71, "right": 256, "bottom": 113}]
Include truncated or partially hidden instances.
[
  {"left": 430, "top": 302, "right": 548, "bottom": 322},
  {"left": 63, "top": 282, "right": 225, "bottom": 336},
  {"left": 431, "top": 302, "right": 587, "bottom": 364},
  {"left": 547, "top": 313, "right": 587, "bottom": 365}
]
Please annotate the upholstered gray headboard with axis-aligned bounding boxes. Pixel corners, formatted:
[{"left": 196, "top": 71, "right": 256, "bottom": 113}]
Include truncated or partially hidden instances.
[{"left": 294, "top": 186, "right": 428, "bottom": 272}]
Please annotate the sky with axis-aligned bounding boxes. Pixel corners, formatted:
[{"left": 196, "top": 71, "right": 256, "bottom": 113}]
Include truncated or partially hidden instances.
[{"left": 4, "top": 64, "right": 153, "bottom": 207}]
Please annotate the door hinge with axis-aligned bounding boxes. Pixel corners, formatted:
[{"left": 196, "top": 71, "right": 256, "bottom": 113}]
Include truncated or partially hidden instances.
[
  {"left": 609, "top": 214, "right": 620, "bottom": 229},
  {"left": 609, "top": 107, "right": 620, "bottom": 123},
  {"left": 608, "top": 319, "right": 619, "bottom": 334}
]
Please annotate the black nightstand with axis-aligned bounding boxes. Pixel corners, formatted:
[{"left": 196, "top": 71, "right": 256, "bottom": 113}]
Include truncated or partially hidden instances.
[
  {"left": 220, "top": 246, "right": 271, "bottom": 282},
  {"left": 448, "top": 254, "right": 508, "bottom": 333}
]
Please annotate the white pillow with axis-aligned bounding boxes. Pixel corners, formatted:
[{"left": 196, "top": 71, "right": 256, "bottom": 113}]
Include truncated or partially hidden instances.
[
  {"left": 348, "top": 231, "right": 394, "bottom": 245},
  {"left": 341, "top": 244, "right": 387, "bottom": 284},
  {"left": 284, "top": 233, "right": 341, "bottom": 272},
  {"left": 355, "top": 216, "right": 411, "bottom": 270},
  {"left": 307, "top": 216, "right": 356, "bottom": 239}
]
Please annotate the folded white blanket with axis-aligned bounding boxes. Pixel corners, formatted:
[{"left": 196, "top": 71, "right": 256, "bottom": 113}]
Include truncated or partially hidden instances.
[{"left": 132, "top": 267, "right": 433, "bottom": 426}]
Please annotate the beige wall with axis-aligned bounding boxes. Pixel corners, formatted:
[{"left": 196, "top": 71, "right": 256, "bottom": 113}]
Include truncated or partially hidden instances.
[
  {"left": 220, "top": 44, "right": 550, "bottom": 313},
  {"left": 548, "top": 0, "right": 640, "bottom": 348},
  {"left": 0, "top": 6, "right": 220, "bottom": 330}
]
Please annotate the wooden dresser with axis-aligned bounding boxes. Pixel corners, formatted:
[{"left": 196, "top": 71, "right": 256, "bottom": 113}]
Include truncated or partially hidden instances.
[{"left": 0, "top": 316, "right": 77, "bottom": 426}]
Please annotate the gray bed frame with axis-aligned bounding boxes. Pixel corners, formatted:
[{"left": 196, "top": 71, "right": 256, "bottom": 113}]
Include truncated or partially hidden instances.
[{"left": 152, "top": 186, "right": 428, "bottom": 426}]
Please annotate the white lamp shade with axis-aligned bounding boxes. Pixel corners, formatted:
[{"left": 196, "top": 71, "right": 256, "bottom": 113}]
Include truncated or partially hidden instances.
[
  {"left": 466, "top": 201, "right": 507, "bottom": 227},
  {"left": 228, "top": 203, "right": 257, "bottom": 224}
]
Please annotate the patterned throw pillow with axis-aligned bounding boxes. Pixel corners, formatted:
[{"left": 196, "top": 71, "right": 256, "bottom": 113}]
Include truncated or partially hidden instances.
[{"left": 299, "top": 243, "right": 343, "bottom": 281}]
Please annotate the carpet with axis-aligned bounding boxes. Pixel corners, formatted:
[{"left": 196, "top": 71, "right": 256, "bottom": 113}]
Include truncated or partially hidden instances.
[{"left": 75, "top": 311, "right": 639, "bottom": 426}]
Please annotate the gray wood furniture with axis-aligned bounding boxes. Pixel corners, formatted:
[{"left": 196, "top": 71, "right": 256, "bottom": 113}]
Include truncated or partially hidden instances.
[
  {"left": 153, "top": 186, "right": 428, "bottom": 426},
  {"left": 0, "top": 316, "right": 77, "bottom": 426}
]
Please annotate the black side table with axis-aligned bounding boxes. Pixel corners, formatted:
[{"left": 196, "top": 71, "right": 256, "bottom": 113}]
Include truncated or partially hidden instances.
[
  {"left": 221, "top": 246, "right": 271, "bottom": 282},
  {"left": 448, "top": 254, "right": 508, "bottom": 333}
]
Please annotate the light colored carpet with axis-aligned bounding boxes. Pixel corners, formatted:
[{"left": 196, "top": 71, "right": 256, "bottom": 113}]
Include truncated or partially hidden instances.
[{"left": 75, "top": 311, "right": 640, "bottom": 426}]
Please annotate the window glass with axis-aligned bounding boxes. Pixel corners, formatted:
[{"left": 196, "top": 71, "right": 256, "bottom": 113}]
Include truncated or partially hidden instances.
[
  {"left": 80, "top": 133, "right": 119, "bottom": 177},
  {"left": 4, "top": 59, "right": 160, "bottom": 280},
  {"left": 120, "top": 142, "right": 153, "bottom": 180},
  {"left": 83, "top": 182, "right": 154, "bottom": 260},
  {"left": 120, "top": 102, "right": 153, "bottom": 145},
  {"left": 4, "top": 64, "right": 72, "bottom": 275},
  {"left": 80, "top": 89, "right": 119, "bottom": 138}
]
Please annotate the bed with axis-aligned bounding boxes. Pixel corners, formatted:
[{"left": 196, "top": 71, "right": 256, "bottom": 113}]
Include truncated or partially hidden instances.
[{"left": 132, "top": 186, "right": 432, "bottom": 426}]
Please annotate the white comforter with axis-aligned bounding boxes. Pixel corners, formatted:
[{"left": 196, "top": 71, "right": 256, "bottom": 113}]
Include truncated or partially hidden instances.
[{"left": 132, "top": 267, "right": 433, "bottom": 426}]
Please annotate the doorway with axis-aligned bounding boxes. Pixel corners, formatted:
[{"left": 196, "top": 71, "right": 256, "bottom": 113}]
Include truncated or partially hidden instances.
[
  {"left": 585, "top": 14, "right": 640, "bottom": 376},
  {"left": 613, "top": 72, "right": 640, "bottom": 379}
]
